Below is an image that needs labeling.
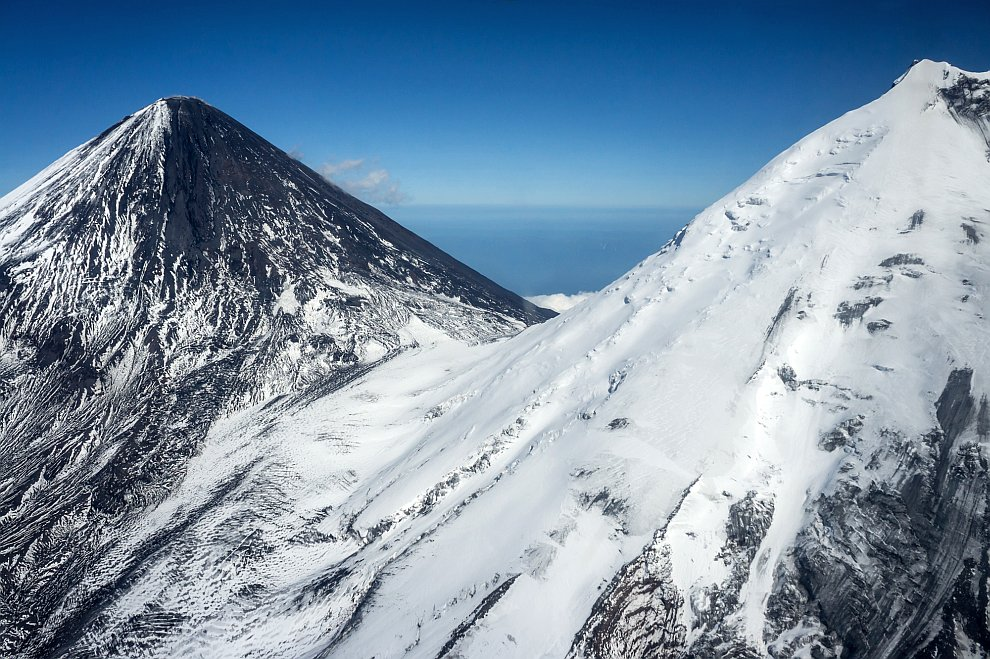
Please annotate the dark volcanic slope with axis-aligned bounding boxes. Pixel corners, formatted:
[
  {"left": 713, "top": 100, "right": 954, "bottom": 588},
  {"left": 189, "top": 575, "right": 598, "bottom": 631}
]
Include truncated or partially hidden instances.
[{"left": 0, "top": 97, "right": 552, "bottom": 657}]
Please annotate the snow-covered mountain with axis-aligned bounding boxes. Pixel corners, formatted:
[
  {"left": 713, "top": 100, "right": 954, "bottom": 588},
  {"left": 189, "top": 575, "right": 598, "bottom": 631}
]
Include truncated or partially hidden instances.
[
  {"left": 0, "top": 96, "right": 553, "bottom": 657},
  {"left": 6, "top": 59, "right": 990, "bottom": 658}
]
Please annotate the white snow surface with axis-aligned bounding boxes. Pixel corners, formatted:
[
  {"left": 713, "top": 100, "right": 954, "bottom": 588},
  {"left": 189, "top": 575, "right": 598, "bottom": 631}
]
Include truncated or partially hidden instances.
[{"left": 58, "top": 61, "right": 990, "bottom": 656}]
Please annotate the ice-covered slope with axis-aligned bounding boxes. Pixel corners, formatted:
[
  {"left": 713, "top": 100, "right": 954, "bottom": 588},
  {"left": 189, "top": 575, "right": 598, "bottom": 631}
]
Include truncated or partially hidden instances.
[
  {"left": 10, "top": 60, "right": 990, "bottom": 658},
  {"left": 0, "top": 97, "right": 553, "bottom": 657}
]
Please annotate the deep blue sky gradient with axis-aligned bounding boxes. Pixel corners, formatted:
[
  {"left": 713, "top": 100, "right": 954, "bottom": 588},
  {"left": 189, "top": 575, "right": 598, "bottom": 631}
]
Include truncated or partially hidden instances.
[{"left": 2, "top": 0, "right": 990, "bottom": 207}]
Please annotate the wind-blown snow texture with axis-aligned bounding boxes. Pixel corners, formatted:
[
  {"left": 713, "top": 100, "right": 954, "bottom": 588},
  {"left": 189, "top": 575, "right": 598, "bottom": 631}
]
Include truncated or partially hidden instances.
[
  {"left": 0, "top": 96, "right": 552, "bottom": 657},
  {"left": 5, "top": 60, "right": 990, "bottom": 658}
]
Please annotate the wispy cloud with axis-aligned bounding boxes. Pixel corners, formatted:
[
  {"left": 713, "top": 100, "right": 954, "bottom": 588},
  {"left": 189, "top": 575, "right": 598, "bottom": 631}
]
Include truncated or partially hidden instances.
[
  {"left": 525, "top": 292, "right": 594, "bottom": 313},
  {"left": 319, "top": 158, "right": 409, "bottom": 205},
  {"left": 320, "top": 159, "right": 363, "bottom": 176}
]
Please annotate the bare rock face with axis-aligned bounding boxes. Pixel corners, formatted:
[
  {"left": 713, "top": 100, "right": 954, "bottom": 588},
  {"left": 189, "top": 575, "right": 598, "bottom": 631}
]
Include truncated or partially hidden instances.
[
  {"left": 568, "top": 486, "right": 693, "bottom": 659},
  {"left": 0, "top": 97, "right": 551, "bottom": 656},
  {"left": 766, "top": 368, "right": 990, "bottom": 658},
  {"left": 941, "top": 72, "right": 990, "bottom": 150},
  {"left": 570, "top": 376, "right": 990, "bottom": 659}
]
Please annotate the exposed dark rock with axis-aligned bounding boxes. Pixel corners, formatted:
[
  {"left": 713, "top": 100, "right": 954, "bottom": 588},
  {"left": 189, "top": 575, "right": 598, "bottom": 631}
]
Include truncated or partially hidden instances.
[
  {"left": 962, "top": 222, "right": 981, "bottom": 244},
  {"left": 769, "top": 368, "right": 990, "bottom": 658},
  {"left": 724, "top": 492, "right": 775, "bottom": 549},
  {"left": 914, "top": 552, "right": 990, "bottom": 657},
  {"left": 659, "top": 226, "right": 688, "bottom": 255},
  {"left": 568, "top": 482, "right": 698, "bottom": 658},
  {"left": 434, "top": 574, "right": 520, "bottom": 659},
  {"left": 933, "top": 368, "right": 977, "bottom": 493},
  {"left": 725, "top": 210, "right": 749, "bottom": 232},
  {"left": 608, "top": 370, "right": 627, "bottom": 395},
  {"left": 834, "top": 297, "right": 883, "bottom": 327},
  {"left": 569, "top": 541, "right": 685, "bottom": 659},
  {"left": 978, "top": 396, "right": 990, "bottom": 440},
  {"left": 941, "top": 74, "right": 990, "bottom": 122},
  {"left": 853, "top": 274, "right": 893, "bottom": 289},
  {"left": 879, "top": 254, "right": 925, "bottom": 268},
  {"left": 941, "top": 73, "right": 990, "bottom": 153},
  {"left": 689, "top": 493, "right": 776, "bottom": 656},
  {"left": 580, "top": 488, "right": 629, "bottom": 521},
  {"left": 607, "top": 418, "right": 630, "bottom": 430},
  {"left": 820, "top": 416, "right": 865, "bottom": 451},
  {"left": 766, "top": 287, "right": 798, "bottom": 341},
  {"left": 778, "top": 365, "right": 799, "bottom": 391},
  {"left": 867, "top": 319, "right": 892, "bottom": 334},
  {"left": 765, "top": 562, "right": 843, "bottom": 658},
  {"left": 901, "top": 209, "right": 925, "bottom": 232}
]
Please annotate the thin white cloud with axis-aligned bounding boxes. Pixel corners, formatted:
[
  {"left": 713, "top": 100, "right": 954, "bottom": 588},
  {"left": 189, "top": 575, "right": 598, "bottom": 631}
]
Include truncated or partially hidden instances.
[
  {"left": 525, "top": 292, "right": 594, "bottom": 313},
  {"left": 320, "top": 159, "right": 364, "bottom": 176},
  {"left": 319, "top": 158, "right": 408, "bottom": 205}
]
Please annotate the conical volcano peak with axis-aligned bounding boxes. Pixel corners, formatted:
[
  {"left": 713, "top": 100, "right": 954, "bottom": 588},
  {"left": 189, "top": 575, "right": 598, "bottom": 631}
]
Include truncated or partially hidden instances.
[
  {"left": 140, "top": 95, "right": 241, "bottom": 132},
  {"left": 105, "top": 94, "right": 257, "bottom": 158},
  {"left": 155, "top": 94, "right": 209, "bottom": 104},
  {"left": 82, "top": 95, "right": 268, "bottom": 179},
  {"left": 0, "top": 96, "right": 555, "bottom": 419},
  {"left": 134, "top": 95, "right": 220, "bottom": 120},
  {"left": 0, "top": 96, "right": 552, "bottom": 325}
]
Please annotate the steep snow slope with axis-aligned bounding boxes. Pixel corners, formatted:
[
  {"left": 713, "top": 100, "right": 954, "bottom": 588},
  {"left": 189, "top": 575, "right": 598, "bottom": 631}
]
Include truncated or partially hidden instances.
[
  {"left": 11, "top": 60, "right": 990, "bottom": 658},
  {"left": 0, "top": 97, "right": 552, "bottom": 657}
]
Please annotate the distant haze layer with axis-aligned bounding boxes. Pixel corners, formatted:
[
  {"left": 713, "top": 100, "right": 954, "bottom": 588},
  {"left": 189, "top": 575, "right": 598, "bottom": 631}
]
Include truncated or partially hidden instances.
[{"left": 391, "top": 206, "right": 696, "bottom": 296}]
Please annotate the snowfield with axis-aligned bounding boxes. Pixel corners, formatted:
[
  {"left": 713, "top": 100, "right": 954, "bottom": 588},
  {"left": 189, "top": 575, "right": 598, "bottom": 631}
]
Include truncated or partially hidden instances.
[{"left": 5, "top": 60, "right": 990, "bottom": 658}]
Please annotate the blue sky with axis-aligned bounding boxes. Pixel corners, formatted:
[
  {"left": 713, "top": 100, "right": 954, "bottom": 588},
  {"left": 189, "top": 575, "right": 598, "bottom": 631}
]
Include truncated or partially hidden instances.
[{"left": 2, "top": 1, "right": 990, "bottom": 208}]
